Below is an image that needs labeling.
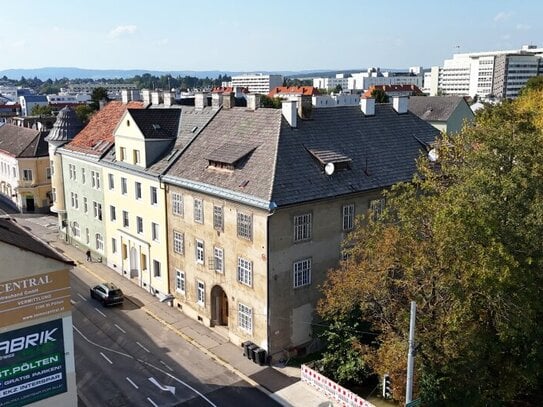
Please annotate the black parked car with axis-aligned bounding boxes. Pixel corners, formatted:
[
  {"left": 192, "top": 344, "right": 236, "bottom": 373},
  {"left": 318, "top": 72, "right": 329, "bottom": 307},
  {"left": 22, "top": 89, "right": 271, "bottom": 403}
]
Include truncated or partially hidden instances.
[{"left": 90, "top": 282, "right": 124, "bottom": 306}]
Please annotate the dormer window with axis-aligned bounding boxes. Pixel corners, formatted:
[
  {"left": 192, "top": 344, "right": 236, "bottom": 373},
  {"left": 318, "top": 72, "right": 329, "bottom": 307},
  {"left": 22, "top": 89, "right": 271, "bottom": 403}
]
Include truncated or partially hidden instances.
[
  {"left": 205, "top": 142, "right": 259, "bottom": 171},
  {"left": 307, "top": 147, "right": 352, "bottom": 173}
]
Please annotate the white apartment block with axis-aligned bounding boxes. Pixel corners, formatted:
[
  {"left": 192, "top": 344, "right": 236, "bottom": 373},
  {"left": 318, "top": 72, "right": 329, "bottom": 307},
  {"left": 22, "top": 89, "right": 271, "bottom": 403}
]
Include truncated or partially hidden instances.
[
  {"left": 313, "top": 69, "right": 423, "bottom": 92},
  {"left": 230, "top": 73, "right": 283, "bottom": 94},
  {"left": 313, "top": 74, "right": 350, "bottom": 90},
  {"left": 312, "top": 93, "right": 360, "bottom": 107},
  {"left": 428, "top": 45, "right": 543, "bottom": 99}
]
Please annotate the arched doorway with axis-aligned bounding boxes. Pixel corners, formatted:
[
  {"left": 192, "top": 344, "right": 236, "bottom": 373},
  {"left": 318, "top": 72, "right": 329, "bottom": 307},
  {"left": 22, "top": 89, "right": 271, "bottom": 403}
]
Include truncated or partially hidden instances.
[
  {"left": 211, "top": 285, "right": 228, "bottom": 327},
  {"left": 129, "top": 246, "right": 139, "bottom": 278}
]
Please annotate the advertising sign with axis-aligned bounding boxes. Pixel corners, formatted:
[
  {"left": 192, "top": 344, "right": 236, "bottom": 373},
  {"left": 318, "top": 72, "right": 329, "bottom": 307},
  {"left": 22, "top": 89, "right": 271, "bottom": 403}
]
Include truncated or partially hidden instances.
[
  {"left": 0, "top": 319, "right": 67, "bottom": 407},
  {"left": 0, "top": 270, "right": 71, "bottom": 328}
]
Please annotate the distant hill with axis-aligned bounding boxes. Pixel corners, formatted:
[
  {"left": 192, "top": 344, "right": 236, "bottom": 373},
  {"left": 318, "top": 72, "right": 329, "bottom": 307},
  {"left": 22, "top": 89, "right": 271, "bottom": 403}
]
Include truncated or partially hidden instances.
[{"left": 0, "top": 67, "right": 343, "bottom": 81}]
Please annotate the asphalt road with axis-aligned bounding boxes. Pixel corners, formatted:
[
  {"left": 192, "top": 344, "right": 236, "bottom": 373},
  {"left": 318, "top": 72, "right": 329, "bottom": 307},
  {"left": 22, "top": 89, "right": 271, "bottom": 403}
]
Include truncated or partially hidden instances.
[{"left": 70, "top": 270, "right": 279, "bottom": 407}]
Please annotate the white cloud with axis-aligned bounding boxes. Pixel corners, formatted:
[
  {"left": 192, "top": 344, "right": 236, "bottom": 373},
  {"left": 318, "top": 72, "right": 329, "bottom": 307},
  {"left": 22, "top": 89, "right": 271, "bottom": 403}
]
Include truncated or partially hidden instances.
[
  {"left": 494, "top": 11, "right": 512, "bottom": 22},
  {"left": 109, "top": 25, "right": 137, "bottom": 38},
  {"left": 516, "top": 23, "right": 531, "bottom": 31}
]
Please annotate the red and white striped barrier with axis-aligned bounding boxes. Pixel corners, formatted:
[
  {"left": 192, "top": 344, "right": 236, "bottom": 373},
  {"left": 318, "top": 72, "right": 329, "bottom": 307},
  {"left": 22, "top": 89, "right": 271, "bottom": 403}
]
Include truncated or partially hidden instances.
[{"left": 301, "top": 364, "right": 375, "bottom": 407}]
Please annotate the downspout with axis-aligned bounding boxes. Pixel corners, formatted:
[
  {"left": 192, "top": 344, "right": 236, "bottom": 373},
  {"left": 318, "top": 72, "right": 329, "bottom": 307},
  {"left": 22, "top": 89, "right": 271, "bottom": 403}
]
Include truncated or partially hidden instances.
[{"left": 266, "top": 202, "right": 277, "bottom": 358}]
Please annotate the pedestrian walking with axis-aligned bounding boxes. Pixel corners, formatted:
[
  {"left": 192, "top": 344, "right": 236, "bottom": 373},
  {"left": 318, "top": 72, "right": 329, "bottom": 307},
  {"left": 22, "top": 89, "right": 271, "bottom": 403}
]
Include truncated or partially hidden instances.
[{"left": 86, "top": 249, "right": 91, "bottom": 262}]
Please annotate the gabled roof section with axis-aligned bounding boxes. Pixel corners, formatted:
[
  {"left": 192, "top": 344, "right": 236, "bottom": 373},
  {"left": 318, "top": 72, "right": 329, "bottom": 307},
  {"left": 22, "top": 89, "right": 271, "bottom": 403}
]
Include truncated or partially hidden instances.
[
  {"left": 64, "top": 101, "right": 143, "bottom": 156},
  {"left": 408, "top": 96, "right": 467, "bottom": 122},
  {"left": 128, "top": 109, "right": 181, "bottom": 139},
  {"left": 0, "top": 217, "right": 75, "bottom": 265},
  {"left": 0, "top": 124, "right": 43, "bottom": 157},
  {"left": 19, "top": 131, "right": 49, "bottom": 157}
]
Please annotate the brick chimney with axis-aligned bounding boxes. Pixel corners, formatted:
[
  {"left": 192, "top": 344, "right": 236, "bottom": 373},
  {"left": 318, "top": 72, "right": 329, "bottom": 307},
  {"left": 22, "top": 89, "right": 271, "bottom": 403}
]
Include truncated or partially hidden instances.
[
  {"left": 195, "top": 92, "right": 208, "bottom": 110},
  {"left": 246, "top": 94, "right": 260, "bottom": 111},
  {"left": 223, "top": 91, "right": 235, "bottom": 109},
  {"left": 360, "top": 97, "right": 375, "bottom": 116},
  {"left": 163, "top": 92, "right": 175, "bottom": 107},
  {"left": 282, "top": 100, "right": 297, "bottom": 128},
  {"left": 392, "top": 96, "right": 408, "bottom": 114}
]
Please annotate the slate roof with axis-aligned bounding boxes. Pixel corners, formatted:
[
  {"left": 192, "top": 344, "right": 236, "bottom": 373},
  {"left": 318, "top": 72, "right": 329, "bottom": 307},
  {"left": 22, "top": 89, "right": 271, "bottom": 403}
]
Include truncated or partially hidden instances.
[
  {"left": 20, "top": 95, "right": 48, "bottom": 103},
  {"left": 128, "top": 109, "right": 181, "bottom": 139},
  {"left": 0, "top": 124, "right": 48, "bottom": 158},
  {"left": 0, "top": 217, "right": 74, "bottom": 265},
  {"left": 408, "top": 96, "right": 467, "bottom": 122},
  {"left": 45, "top": 106, "right": 83, "bottom": 142},
  {"left": 164, "top": 104, "right": 439, "bottom": 208},
  {"left": 63, "top": 101, "right": 143, "bottom": 156}
]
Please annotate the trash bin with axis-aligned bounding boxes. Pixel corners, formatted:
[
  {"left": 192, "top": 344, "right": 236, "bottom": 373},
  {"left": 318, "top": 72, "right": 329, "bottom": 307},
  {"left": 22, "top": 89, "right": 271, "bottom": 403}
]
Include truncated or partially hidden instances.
[
  {"left": 255, "top": 348, "right": 267, "bottom": 366},
  {"left": 242, "top": 341, "right": 253, "bottom": 357},
  {"left": 248, "top": 344, "right": 259, "bottom": 361}
]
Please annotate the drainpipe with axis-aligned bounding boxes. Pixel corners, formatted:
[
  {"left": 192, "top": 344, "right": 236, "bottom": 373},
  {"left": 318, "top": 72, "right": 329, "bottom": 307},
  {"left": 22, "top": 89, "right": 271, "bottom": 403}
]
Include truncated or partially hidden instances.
[{"left": 266, "top": 202, "right": 277, "bottom": 358}]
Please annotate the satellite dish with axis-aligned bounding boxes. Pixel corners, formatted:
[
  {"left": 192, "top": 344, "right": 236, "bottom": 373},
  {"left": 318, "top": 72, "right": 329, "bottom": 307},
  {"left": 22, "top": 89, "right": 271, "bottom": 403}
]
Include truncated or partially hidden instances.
[
  {"left": 428, "top": 148, "right": 438, "bottom": 162},
  {"left": 325, "top": 162, "right": 335, "bottom": 175}
]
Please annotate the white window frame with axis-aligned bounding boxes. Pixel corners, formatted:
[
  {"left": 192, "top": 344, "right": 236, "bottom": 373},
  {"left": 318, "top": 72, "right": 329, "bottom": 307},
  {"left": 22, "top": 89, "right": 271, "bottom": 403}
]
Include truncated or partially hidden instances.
[
  {"left": 93, "top": 201, "right": 102, "bottom": 221},
  {"left": 150, "top": 186, "right": 158, "bottom": 206},
  {"left": 193, "top": 198, "right": 203, "bottom": 224},
  {"left": 213, "top": 205, "right": 223, "bottom": 231},
  {"left": 294, "top": 213, "right": 312, "bottom": 242},
  {"left": 238, "top": 303, "right": 253, "bottom": 333},
  {"left": 172, "top": 192, "right": 183, "bottom": 216},
  {"left": 197, "top": 280, "right": 205, "bottom": 305},
  {"left": 342, "top": 204, "right": 355, "bottom": 231},
  {"left": 293, "top": 258, "right": 312, "bottom": 288},
  {"left": 237, "top": 212, "right": 252, "bottom": 240},
  {"left": 237, "top": 257, "right": 253, "bottom": 287},
  {"left": 175, "top": 269, "right": 185, "bottom": 294},
  {"left": 173, "top": 231, "right": 184, "bottom": 255},
  {"left": 95, "top": 233, "right": 104, "bottom": 252},
  {"left": 91, "top": 171, "right": 100, "bottom": 190},
  {"left": 195, "top": 239, "right": 204, "bottom": 264},
  {"left": 214, "top": 247, "right": 224, "bottom": 273},
  {"left": 369, "top": 198, "right": 386, "bottom": 221},
  {"left": 151, "top": 222, "right": 159, "bottom": 242}
]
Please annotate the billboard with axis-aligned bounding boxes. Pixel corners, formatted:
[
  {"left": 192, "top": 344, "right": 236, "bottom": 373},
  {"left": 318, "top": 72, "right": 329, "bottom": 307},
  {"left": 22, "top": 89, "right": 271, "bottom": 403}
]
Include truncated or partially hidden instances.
[{"left": 0, "top": 319, "right": 67, "bottom": 407}]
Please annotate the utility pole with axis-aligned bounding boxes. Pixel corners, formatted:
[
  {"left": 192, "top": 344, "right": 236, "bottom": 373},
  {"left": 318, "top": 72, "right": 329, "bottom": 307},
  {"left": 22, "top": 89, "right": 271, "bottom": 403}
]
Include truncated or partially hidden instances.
[{"left": 405, "top": 301, "right": 416, "bottom": 404}]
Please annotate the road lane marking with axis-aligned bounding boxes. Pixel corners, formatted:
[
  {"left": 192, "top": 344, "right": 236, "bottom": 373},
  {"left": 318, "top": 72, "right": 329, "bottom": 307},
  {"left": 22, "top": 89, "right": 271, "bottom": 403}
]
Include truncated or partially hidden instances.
[
  {"left": 94, "top": 307, "right": 107, "bottom": 317},
  {"left": 70, "top": 299, "right": 76, "bottom": 305},
  {"left": 149, "top": 377, "right": 175, "bottom": 395},
  {"left": 100, "top": 352, "right": 113, "bottom": 364},
  {"left": 136, "top": 341, "right": 150, "bottom": 353},
  {"left": 147, "top": 397, "right": 158, "bottom": 407},
  {"left": 115, "top": 324, "right": 126, "bottom": 334},
  {"left": 160, "top": 360, "right": 174, "bottom": 372},
  {"left": 77, "top": 293, "right": 87, "bottom": 302},
  {"left": 126, "top": 377, "right": 139, "bottom": 389},
  {"left": 73, "top": 325, "right": 134, "bottom": 359}
]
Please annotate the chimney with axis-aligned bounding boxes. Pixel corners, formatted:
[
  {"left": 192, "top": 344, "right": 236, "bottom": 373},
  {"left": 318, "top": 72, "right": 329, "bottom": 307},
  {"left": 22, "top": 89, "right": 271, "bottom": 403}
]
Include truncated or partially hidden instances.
[
  {"left": 360, "top": 97, "right": 375, "bottom": 116},
  {"left": 392, "top": 96, "right": 408, "bottom": 114},
  {"left": 163, "top": 92, "right": 174, "bottom": 107},
  {"left": 151, "top": 91, "right": 162, "bottom": 105},
  {"left": 195, "top": 92, "right": 208, "bottom": 110},
  {"left": 282, "top": 100, "right": 297, "bottom": 128},
  {"left": 99, "top": 99, "right": 107, "bottom": 110},
  {"left": 246, "top": 94, "right": 260, "bottom": 111},
  {"left": 298, "top": 95, "right": 313, "bottom": 119},
  {"left": 223, "top": 91, "right": 235, "bottom": 109},
  {"left": 130, "top": 89, "right": 141, "bottom": 101},
  {"left": 234, "top": 86, "right": 244, "bottom": 98},
  {"left": 212, "top": 92, "right": 223, "bottom": 110},
  {"left": 142, "top": 89, "right": 151, "bottom": 106},
  {"left": 121, "top": 89, "right": 131, "bottom": 104}
]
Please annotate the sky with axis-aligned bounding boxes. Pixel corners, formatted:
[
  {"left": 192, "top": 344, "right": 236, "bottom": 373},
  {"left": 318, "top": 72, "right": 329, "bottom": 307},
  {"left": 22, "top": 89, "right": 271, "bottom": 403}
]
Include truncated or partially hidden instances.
[{"left": 0, "top": 0, "right": 542, "bottom": 72}]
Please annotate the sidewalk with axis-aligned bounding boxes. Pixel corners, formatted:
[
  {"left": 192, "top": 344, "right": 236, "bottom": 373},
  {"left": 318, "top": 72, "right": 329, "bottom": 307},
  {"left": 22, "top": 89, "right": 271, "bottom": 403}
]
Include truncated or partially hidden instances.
[{"left": 16, "top": 215, "right": 334, "bottom": 407}]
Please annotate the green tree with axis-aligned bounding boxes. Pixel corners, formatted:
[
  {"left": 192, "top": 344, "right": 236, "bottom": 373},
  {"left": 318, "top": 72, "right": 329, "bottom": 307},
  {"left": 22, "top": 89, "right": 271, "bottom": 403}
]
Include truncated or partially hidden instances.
[
  {"left": 318, "top": 90, "right": 543, "bottom": 405},
  {"left": 31, "top": 104, "right": 53, "bottom": 116},
  {"left": 333, "top": 84, "right": 343, "bottom": 93},
  {"left": 75, "top": 104, "right": 94, "bottom": 123},
  {"left": 520, "top": 75, "right": 543, "bottom": 95},
  {"left": 260, "top": 95, "right": 282, "bottom": 109},
  {"left": 90, "top": 87, "right": 109, "bottom": 110},
  {"left": 370, "top": 88, "right": 389, "bottom": 103}
]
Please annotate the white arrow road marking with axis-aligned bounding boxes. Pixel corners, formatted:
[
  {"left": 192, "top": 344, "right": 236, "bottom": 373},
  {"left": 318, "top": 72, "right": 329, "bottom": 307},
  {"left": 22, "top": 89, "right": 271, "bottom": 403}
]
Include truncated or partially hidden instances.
[
  {"left": 148, "top": 377, "right": 176, "bottom": 395},
  {"left": 94, "top": 307, "right": 106, "bottom": 317},
  {"left": 136, "top": 341, "right": 150, "bottom": 353},
  {"left": 147, "top": 397, "right": 159, "bottom": 407},
  {"left": 77, "top": 293, "right": 87, "bottom": 302},
  {"left": 160, "top": 360, "right": 174, "bottom": 372},
  {"left": 100, "top": 352, "right": 113, "bottom": 364},
  {"left": 126, "top": 377, "right": 139, "bottom": 389},
  {"left": 115, "top": 324, "right": 126, "bottom": 334}
]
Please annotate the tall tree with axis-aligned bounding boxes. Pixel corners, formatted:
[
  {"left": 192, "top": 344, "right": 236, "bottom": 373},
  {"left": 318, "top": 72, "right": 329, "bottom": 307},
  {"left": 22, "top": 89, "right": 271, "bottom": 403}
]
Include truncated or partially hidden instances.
[
  {"left": 318, "top": 90, "right": 543, "bottom": 405},
  {"left": 370, "top": 88, "right": 389, "bottom": 103}
]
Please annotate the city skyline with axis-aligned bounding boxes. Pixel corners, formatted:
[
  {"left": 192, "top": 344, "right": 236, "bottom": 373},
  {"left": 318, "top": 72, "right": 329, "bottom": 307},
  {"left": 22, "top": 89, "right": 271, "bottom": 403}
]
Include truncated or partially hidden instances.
[{"left": 1, "top": 0, "right": 542, "bottom": 72}]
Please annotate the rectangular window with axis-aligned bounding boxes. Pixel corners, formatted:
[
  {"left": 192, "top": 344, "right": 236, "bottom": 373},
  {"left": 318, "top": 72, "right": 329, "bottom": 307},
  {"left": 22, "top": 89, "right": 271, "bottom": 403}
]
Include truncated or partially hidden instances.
[
  {"left": 151, "top": 222, "right": 159, "bottom": 241},
  {"left": 213, "top": 205, "right": 223, "bottom": 231},
  {"left": 50, "top": 161, "right": 54, "bottom": 176},
  {"left": 173, "top": 231, "right": 184, "bottom": 255},
  {"left": 120, "top": 147, "right": 126, "bottom": 161},
  {"left": 237, "top": 257, "right": 253, "bottom": 287},
  {"left": 83, "top": 197, "right": 88, "bottom": 213},
  {"left": 23, "top": 169, "right": 33, "bottom": 181},
  {"left": 294, "top": 213, "right": 312, "bottom": 241},
  {"left": 237, "top": 212, "right": 252, "bottom": 240},
  {"left": 85, "top": 228, "right": 89, "bottom": 244},
  {"left": 91, "top": 171, "right": 100, "bottom": 189},
  {"left": 135, "top": 182, "right": 142, "bottom": 200},
  {"left": 238, "top": 303, "right": 253, "bottom": 332},
  {"left": 172, "top": 192, "right": 183, "bottom": 216},
  {"left": 150, "top": 186, "right": 158, "bottom": 205},
  {"left": 137, "top": 216, "right": 143, "bottom": 234},
  {"left": 342, "top": 204, "right": 355, "bottom": 231},
  {"left": 175, "top": 270, "right": 185, "bottom": 293},
  {"left": 122, "top": 244, "right": 127, "bottom": 260},
  {"left": 133, "top": 149, "right": 140, "bottom": 164},
  {"left": 121, "top": 177, "right": 127, "bottom": 195},
  {"left": 369, "top": 198, "right": 386, "bottom": 221},
  {"left": 122, "top": 210, "right": 129, "bottom": 227},
  {"left": 110, "top": 205, "right": 116, "bottom": 221},
  {"left": 193, "top": 198, "right": 203, "bottom": 224},
  {"left": 214, "top": 247, "right": 224, "bottom": 273},
  {"left": 153, "top": 260, "right": 161, "bottom": 277},
  {"left": 197, "top": 281, "right": 205, "bottom": 305},
  {"left": 70, "top": 192, "right": 77, "bottom": 209},
  {"left": 95, "top": 233, "right": 104, "bottom": 252},
  {"left": 81, "top": 168, "right": 85, "bottom": 184},
  {"left": 293, "top": 258, "right": 312, "bottom": 288},
  {"left": 46, "top": 167, "right": 51, "bottom": 180},
  {"left": 111, "top": 238, "right": 117, "bottom": 254},
  {"left": 195, "top": 239, "right": 204, "bottom": 264},
  {"left": 69, "top": 164, "right": 76, "bottom": 180},
  {"left": 108, "top": 173, "right": 114, "bottom": 190},
  {"left": 93, "top": 201, "right": 102, "bottom": 221}
]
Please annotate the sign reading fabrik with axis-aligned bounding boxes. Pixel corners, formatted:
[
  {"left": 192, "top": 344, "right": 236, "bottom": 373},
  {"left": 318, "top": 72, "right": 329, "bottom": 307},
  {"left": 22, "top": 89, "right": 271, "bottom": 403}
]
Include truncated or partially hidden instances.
[
  {"left": 0, "top": 319, "right": 67, "bottom": 406},
  {"left": 0, "top": 270, "right": 71, "bottom": 329}
]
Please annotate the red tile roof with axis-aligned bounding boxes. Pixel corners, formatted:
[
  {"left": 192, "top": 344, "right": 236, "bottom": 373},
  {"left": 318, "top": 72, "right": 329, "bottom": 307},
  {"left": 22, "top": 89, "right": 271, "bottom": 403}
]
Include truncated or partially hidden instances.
[
  {"left": 64, "top": 101, "right": 143, "bottom": 155},
  {"left": 268, "top": 86, "right": 319, "bottom": 97},
  {"left": 363, "top": 84, "right": 423, "bottom": 98},
  {"left": 211, "top": 86, "right": 249, "bottom": 94}
]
